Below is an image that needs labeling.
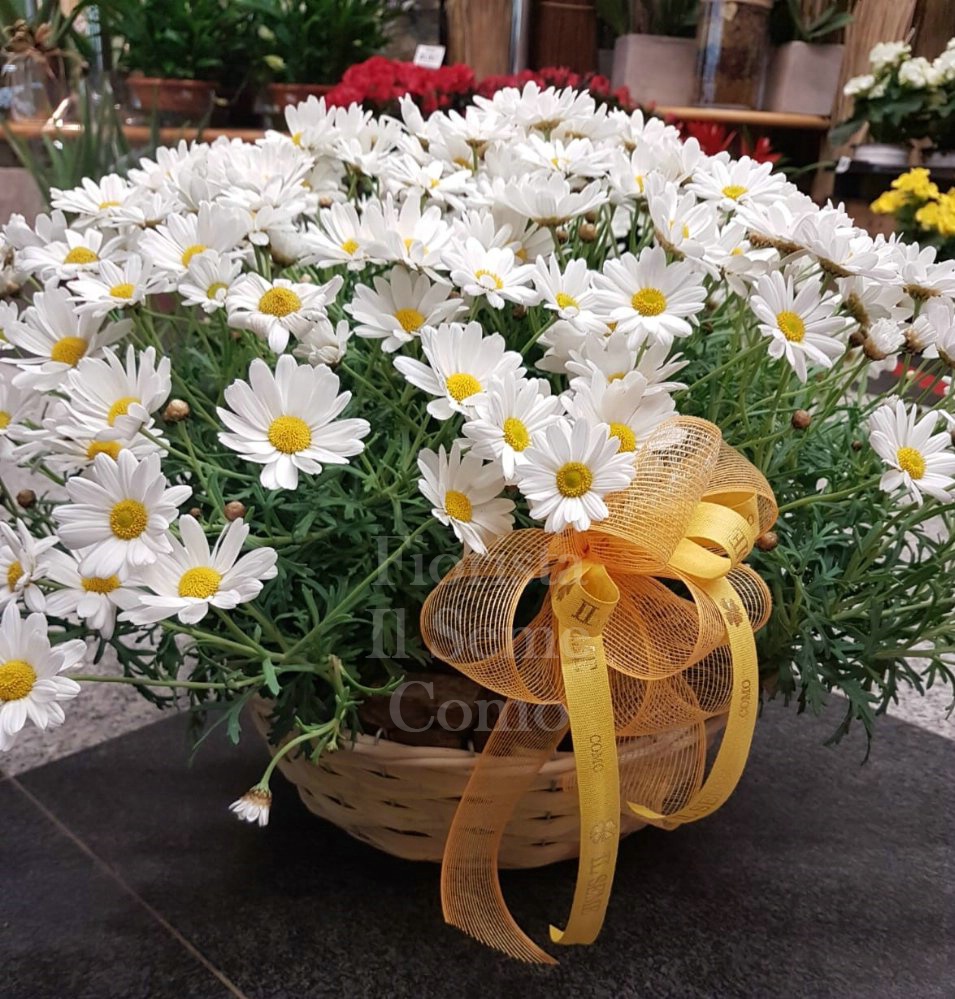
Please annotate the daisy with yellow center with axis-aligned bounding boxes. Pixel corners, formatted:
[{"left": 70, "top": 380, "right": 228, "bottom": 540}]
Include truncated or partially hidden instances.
[
  {"left": 16, "top": 228, "right": 123, "bottom": 282},
  {"left": 70, "top": 257, "right": 162, "bottom": 318},
  {"left": 869, "top": 400, "right": 955, "bottom": 506},
  {"left": 644, "top": 174, "right": 720, "bottom": 265},
  {"left": 178, "top": 251, "right": 243, "bottom": 314},
  {"left": 218, "top": 355, "right": 370, "bottom": 491},
  {"left": 445, "top": 238, "right": 538, "bottom": 311},
  {"left": 138, "top": 201, "right": 248, "bottom": 278},
  {"left": 124, "top": 515, "right": 278, "bottom": 626},
  {"left": 43, "top": 550, "right": 136, "bottom": 640},
  {"left": 688, "top": 154, "right": 789, "bottom": 210},
  {"left": 532, "top": 256, "right": 598, "bottom": 322},
  {"left": 515, "top": 418, "right": 636, "bottom": 533},
  {"left": 0, "top": 519, "right": 58, "bottom": 613},
  {"left": 417, "top": 441, "right": 514, "bottom": 554}
]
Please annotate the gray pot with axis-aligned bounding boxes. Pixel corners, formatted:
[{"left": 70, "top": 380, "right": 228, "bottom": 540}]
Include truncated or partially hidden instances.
[
  {"left": 611, "top": 34, "right": 697, "bottom": 108},
  {"left": 762, "top": 41, "right": 844, "bottom": 116}
]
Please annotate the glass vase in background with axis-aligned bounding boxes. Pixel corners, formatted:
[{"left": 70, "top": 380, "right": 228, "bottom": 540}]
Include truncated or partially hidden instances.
[
  {"left": 695, "top": 0, "right": 772, "bottom": 109},
  {"left": 1, "top": 54, "right": 71, "bottom": 122}
]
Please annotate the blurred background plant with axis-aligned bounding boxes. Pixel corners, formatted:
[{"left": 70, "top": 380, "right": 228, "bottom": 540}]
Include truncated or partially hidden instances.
[
  {"left": 870, "top": 166, "right": 955, "bottom": 258},
  {"left": 769, "top": 0, "right": 854, "bottom": 44}
]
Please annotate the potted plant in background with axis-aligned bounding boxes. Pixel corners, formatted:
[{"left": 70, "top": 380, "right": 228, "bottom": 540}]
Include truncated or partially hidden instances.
[
  {"left": 763, "top": 0, "right": 853, "bottom": 116},
  {"left": 609, "top": 0, "right": 699, "bottom": 108},
  {"left": 695, "top": 0, "right": 774, "bottom": 108}
]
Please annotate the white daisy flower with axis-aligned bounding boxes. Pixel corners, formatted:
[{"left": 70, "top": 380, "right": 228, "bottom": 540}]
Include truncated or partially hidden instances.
[
  {"left": 445, "top": 238, "right": 539, "bottom": 310},
  {"left": 54, "top": 451, "right": 192, "bottom": 577},
  {"left": 138, "top": 201, "right": 248, "bottom": 278},
  {"left": 515, "top": 418, "right": 636, "bottom": 533},
  {"left": 70, "top": 257, "right": 164, "bottom": 317},
  {"left": 292, "top": 318, "right": 354, "bottom": 368},
  {"left": 751, "top": 271, "right": 848, "bottom": 383},
  {"left": 218, "top": 355, "right": 370, "bottom": 490},
  {"left": 346, "top": 267, "right": 464, "bottom": 353},
  {"left": 124, "top": 515, "right": 278, "bottom": 626},
  {"left": 50, "top": 173, "right": 133, "bottom": 227},
  {"left": 43, "top": 549, "right": 137, "bottom": 639},
  {"left": 301, "top": 202, "right": 372, "bottom": 270},
  {"left": 0, "top": 371, "right": 43, "bottom": 456},
  {"left": 492, "top": 173, "right": 605, "bottom": 227},
  {"left": 908, "top": 296, "right": 954, "bottom": 353},
  {"left": 417, "top": 440, "right": 514, "bottom": 554},
  {"left": 230, "top": 786, "right": 272, "bottom": 826},
  {"left": 645, "top": 175, "right": 720, "bottom": 265},
  {"left": 461, "top": 373, "right": 563, "bottom": 481},
  {"left": 178, "top": 250, "right": 243, "bottom": 313},
  {"left": 363, "top": 195, "right": 452, "bottom": 271},
  {"left": 689, "top": 154, "right": 792, "bottom": 211},
  {"left": 897, "top": 244, "right": 955, "bottom": 301},
  {"left": 593, "top": 246, "right": 707, "bottom": 348},
  {"left": 0, "top": 299, "right": 20, "bottom": 351},
  {"left": 862, "top": 318, "right": 905, "bottom": 362},
  {"left": 17, "top": 227, "right": 126, "bottom": 282},
  {"left": 0, "top": 520, "right": 58, "bottom": 612},
  {"left": 226, "top": 273, "right": 343, "bottom": 354},
  {"left": 0, "top": 601, "right": 86, "bottom": 752},
  {"left": 393, "top": 322, "right": 524, "bottom": 420},
  {"left": 566, "top": 336, "right": 688, "bottom": 395},
  {"left": 531, "top": 256, "right": 598, "bottom": 322},
  {"left": 869, "top": 400, "right": 955, "bottom": 505}
]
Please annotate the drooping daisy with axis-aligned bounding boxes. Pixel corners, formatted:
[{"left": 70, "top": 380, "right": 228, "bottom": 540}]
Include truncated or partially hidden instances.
[
  {"left": 861, "top": 318, "right": 905, "bottom": 362},
  {"left": 515, "top": 418, "right": 636, "bottom": 533},
  {"left": 226, "top": 273, "right": 343, "bottom": 353},
  {"left": 394, "top": 322, "right": 524, "bottom": 420},
  {"left": 43, "top": 549, "right": 138, "bottom": 640},
  {"left": 531, "top": 255, "right": 598, "bottom": 322},
  {"left": 292, "top": 318, "right": 354, "bottom": 367},
  {"left": 138, "top": 201, "right": 248, "bottom": 278},
  {"left": 461, "top": 373, "right": 563, "bottom": 481},
  {"left": 869, "top": 400, "right": 955, "bottom": 505},
  {"left": 218, "top": 354, "right": 370, "bottom": 490},
  {"left": 124, "top": 515, "right": 278, "bottom": 625},
  {"left": 70, "top": 257, "right": 164, "bottom": 317},
  {"left": 0, "top": 601, "right": 86, "bottom": 752},
  {"left": 64, "top": 345, "right": 171, "bottom": 440},
  {"left": 230, "top": 786, "right": 272, "bottom": 826},
  {"left": 178, "top": 250, "right": 243, "bottom": 313},
  {"left": 54, "top": 451, "right": 192, "bottom": 577},
  {"left": 417, "top": 440, "right": 514, "bottom": 553},
  {"left": 444, "top": 238, "right": 539, "bottom": 310},
  {"left": 346, "top": 267, "right": 464, "bottom": 352},
  {"left": 750, "top": 271, "right": 848, "bottom": 383},
  {"left": 593, "top": 246, "right": 707, "bottom": 347},
  {"left": 644, "top": 175, "right": 720, "bottom": 266},
  {"left": 0, "top": 520, "right": 58, "bottom": 612}
]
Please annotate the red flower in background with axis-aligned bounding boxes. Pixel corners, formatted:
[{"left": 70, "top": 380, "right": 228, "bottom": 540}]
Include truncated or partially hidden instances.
[{"left": 676, "top": 120, "right": 781, "bottom": 165}]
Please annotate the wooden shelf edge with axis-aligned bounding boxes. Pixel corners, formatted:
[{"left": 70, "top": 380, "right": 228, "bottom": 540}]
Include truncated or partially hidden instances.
[{"left": 655, "top": 105, "right": 830, "bottom": 130}]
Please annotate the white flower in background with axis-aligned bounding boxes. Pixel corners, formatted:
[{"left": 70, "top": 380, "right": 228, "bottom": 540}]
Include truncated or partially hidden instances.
[
  {"left": 462, "top": 373, "right": 563, "bottom": 480},
  {"left": 64, "top": 345, "right": 171, "bottom": 440},
  {"left": 230, "top": 786, "right": 272, "bottom": 827},
  {"left": 384, "top": 156, "right": 472, "bottom": 208},
  {"left": 3, "top": 282, "right": 130, "bottom": 390},
  {"left": 0, "top": 372, "right": 42, "bottom": 455},
  {"left": 124, "top": 515, "right": 278, "bottom": 625},
  {"left": 18, "top": 227, "right": 125, "bottom": 282},
  {"left": 70, "top": 257, "right": 163, "bottom": 316},
  {"left": 292, "top": 318, "right": 353, "bottom": 367},
  {"left": 862, "top": 318, "right": 905, "bottom": 362},
  {"left": 518, "top": 134, "right": 613, "bottom": 180},
  {"left": 226, "top": 273, "right": 343, "bottom": 354},
  {"left": 898, "top": 244, "right": 955, "bottom": 300},
  {"left": 908, "top": 295, "right": 954, "bottom": 353},
  {"left": 178, "top": 251, "right": 243, "bottom": 313},
  {"left": 869, "top": 41, "right": 910, "bottom": 72},
  {"left": 0, "top": 520, "right": 58, "bottom": 612},
  {"left": 839, "top": 274, "right": 910, "bottom": 332},
  {"left": 445, "top": 238, "right": 539, "bottom": 310},
  {"left": 899, "top": 56, "right": 940, "bottom": 89},
  {"left": 703, "top": 222, "right": 774, "bottom": 296},
  {"left": 363, "top": 195, "right": 451, "bottom": 270},
  {"left": 690, "top": 155, "right": 791, "bottom": 211},
  {"left": 301, "top": 202, "right": 372, "bottom": 270},
  {"left": 3, "top": 209, "right": 68, "bottom": 252},
  {"left": 50, "top": 173, "right": 133, "bottom": 227},
  {"left": 593, "top": 246, "right": 707, "bottom": 347},
  {"left": 54, "top": 451, "right": 191, "bottom": 577},
  {"left": 394, "top": 322, "right": 524, "bottom": 419},
  {"left": 43, "top": 550, "right": 137, "bottom": 639},
  {"left": 0, "top": 602, "right": 86, "bottom": 752},
  {"left": 139, "top": 201, "right": 249, "bottom": 278},
  {"left": 417, "top": 440, "right": 514, "bottom": 553},
  {"left": 563, "top": 370, "right": 676, "bottom": 454},
  {"left": 218, "top": 355, "right": 370, "bottom": 490},
  {"left": 645, "top": 176, "right": 720, "bottom": 264},
  {"left": 843, "top": 74, "right": 875, "bottom": 97},
  {"left": 492, "top": 173, "right": 604, "bottom": 227},
  {"left": 347, "top": 267, "right": 464, "bottom": 352},
  {"left": 515, "top": 418, "right": 636, "bottom": 533},
  {"left": 532, "top": 256, "right": 598, "bottom": 322},
  {"left": 751, "top": 271, "right": 848, "bottom": 382},
  {"left": 869, "top": 400, "right": 955, "bottom": 505}
]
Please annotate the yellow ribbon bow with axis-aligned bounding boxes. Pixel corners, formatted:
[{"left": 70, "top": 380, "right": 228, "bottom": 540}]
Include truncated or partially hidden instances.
[{"left": 421, "top": 417, "right": 778, "bottom": 963}]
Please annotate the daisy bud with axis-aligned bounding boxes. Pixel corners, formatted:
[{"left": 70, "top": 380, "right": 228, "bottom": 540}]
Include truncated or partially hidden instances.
[
  {"left": 579, "top": 222, "right": 598, "bottom": 243},
  {"left": 512, "top": 304, "right": 527, "bottom": 319},
  {"left": 584, "top": 211, "right": 598, "bottom": 223},
  {"left": 16, "top": 489, "right": 35, "bottom": 508},
  {"left": 230, "top": 328, "right": 243, "bottom": 341},
  {"left": 851, "top": 439, "right": 863, "bottom": 452},
  {"left": 188, "top": 506, "right": 202, "bottom": 519},
  {"left": 756, "top": 531, "right": 779, "bottom": 552},
  {"left": 556, "top": 228, "right": 569, "bottom": 243},
  {"left": 298, "top": 272, "right": 314, "bottom": 283},
  {"left": 791, "top": 409, "right": 811, "bottom": 430},
  {"left": 848, "top": 329, "right": 867, "bottom": 349},
  {"left": 224, "top": 500, "right": 247, "bottom": 522},
  {"left": 318, "top": 196, "right": 334, "bottom": 209},
  {"left": 229, "top": 785, "right": 272, "bottom": 827},
  {"left": 164, "top": 398, "right": 190, "bottom": 422}
]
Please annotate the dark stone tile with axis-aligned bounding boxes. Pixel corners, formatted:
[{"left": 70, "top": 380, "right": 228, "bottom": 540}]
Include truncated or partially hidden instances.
[
  {"left": 0, "top": 777, "right": 235, "bottom": 999},
  {"left": 15, "top": 702, "right": 955, "bottom": 999}
]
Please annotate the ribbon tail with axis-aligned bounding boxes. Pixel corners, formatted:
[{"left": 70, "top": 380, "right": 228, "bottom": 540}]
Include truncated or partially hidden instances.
[{"left": 441, "top": 698, "right": 566, "bottom": 965}]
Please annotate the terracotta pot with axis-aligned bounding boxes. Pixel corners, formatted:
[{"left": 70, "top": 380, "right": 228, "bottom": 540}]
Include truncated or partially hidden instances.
[
  {"left": 611, "top": 35, "right": 696, "bottom": 108},
  {"left": 126, "top": 76, "right": 217, "bottom": 119},
  {"left": 266, "top": 82, "right": 333, "bottom": 110},
  {"left": 763, "top": 41, "right": 844, "bottom": 117}
]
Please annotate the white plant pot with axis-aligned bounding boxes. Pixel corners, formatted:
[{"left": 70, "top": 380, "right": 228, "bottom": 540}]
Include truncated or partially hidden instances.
[
  {"left": 762, "top": 41, "right": 844, "bottom": 116},
  {"left": 611, "top": 34, "right": 697, "bottom": 108},
  {"left": 852, "top": 143, "right": 910, "bottom": 169}
]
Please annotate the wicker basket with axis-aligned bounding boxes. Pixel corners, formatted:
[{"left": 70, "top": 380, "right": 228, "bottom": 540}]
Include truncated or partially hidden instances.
[{"left": 250, "top": 697, "right": 726, "bottom": 869}]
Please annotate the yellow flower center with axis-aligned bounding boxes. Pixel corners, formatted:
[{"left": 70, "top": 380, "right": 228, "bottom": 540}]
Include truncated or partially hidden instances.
[
  {"left": 82, "top": 575, "right": 120, "bottom": 594},
  {"left": 340, "top": 238, "right": 360, "bottom": 255},
  {"left": 631, "top": 287, "right": 667, "bottom": 317},
  {"left": 181, "top": 244, "right": 207, "bottom": 266},
  {"left": 291, "top": 131, "right": 303, "bottom": 147},
  {"left": 444, "top": 489, "right": 473, "bottom": 522},
  {"left": 107, "top": 396, "right": 140, "bottom": 426},
  {"left": 445, "top": 372, "right": 481, "bottom": 403},
  {"left": 178, "top": 566, "right": 222, "bottom": 599},
  {"left": 394, "top": 308, "right": 426, "bottom": 333},
  {"left": 475, "top": 269, "right": 504, "bottom": 290},
  {"left": 609, "top": 422, "right": 637, "bottom": 452},
  {"left": 896, "top": 446, "right": 926, "bottom": 479},
  {"left": 86, "top": 440, "right": 122, "bottom": 461},
  {"left": 109, "top": 282, "right": 135, "bottom": 300},
  {"left": 267, "top": 415, "right": 311, "bottom": 454},
  {"left": 607, "top": 372, "right": 627, "bottom": 383},
  {"left": 0, "top": 410, "right": 11, "bottom": 429},
  {"left": 515, "top": 247, "right": 528, "bottom": 263},
  {"left": 555, "top": 292, "right": 579, "bottom": 311},
  {"left": 50, "top": 336, "right": 88, "bottom": 366},
  {"left": 0, "top": 659, "right": 37, "bottom": 701},
  {"left": 258, "top": 287, "right": 302, "bottom": 317},
  {"left": 64, "top": 246, "right": 98, "bottom": 265},
  {"left": 555, "top": 461, "right": 594, "bottom": 498},
  {"left": 6, "top": 560, "right": 23, "bottom": 591},
  {"left": 776, "top": 310, "right": 806, "bottom": 343},
  {"left": 502, "top": 416, "right": 531, "bottom": 451},
  {"left": 109, "top": 498, "right": 149, "bottom": 540},
  {"left": 98, "top": 200, "right": 120, "bottom": 210},
  {"left": 207, "top": 282, "right": 228, "bottom": 300},
  {"left": 722, "top": 185, "right": 748, "bottom": 201}
]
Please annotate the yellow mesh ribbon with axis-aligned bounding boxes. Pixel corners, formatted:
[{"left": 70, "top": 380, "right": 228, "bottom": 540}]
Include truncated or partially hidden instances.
[{"left": 421, "top": 417, "right": 778, "bottom": 963}]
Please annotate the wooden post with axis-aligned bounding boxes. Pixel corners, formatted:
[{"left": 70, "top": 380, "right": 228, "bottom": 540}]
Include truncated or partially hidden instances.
[
  {"left": 444, "top": 0, "right": 514, "bottom": 78},
  {"left": 912, "top": 0, "right": 955, "bottom": 59},
  {"left": 532, "top": 0, "right": 597, "bottom": 73}
]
